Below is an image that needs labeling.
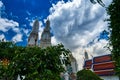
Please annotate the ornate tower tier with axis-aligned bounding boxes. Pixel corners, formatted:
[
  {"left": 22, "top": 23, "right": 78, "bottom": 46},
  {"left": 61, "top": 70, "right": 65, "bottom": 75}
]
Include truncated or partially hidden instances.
[{"left": 40, "top": 19, "right": 51, "bottom": 48}]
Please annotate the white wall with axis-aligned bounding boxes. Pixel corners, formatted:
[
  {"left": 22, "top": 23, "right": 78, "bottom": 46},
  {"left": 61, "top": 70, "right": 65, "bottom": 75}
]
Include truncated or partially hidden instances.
[{"left": 101, "top": 76, "right": 119, "bottom": 80}]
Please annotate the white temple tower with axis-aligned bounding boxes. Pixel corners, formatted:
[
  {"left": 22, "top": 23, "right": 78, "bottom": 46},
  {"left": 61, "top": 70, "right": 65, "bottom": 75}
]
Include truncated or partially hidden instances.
[
  {"left": 40, "top": 19, "right": 51, "bottom": 48},
  {"left": 84, "top": 50, "right": 89, "bottom": 60},
  {"left": 28, "top": 20, "right": 39, "bottom": 46},
  {"left": 69, "top": 54, "right": 78, "bottom": 80}
]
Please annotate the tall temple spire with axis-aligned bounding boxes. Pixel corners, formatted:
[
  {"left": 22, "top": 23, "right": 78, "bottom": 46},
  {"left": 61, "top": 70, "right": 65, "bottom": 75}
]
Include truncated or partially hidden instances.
[
  {"left": 32, "top": 19, "right": 39, "bottom": 33},
  {"left": 40, "top": 19, "right": 51, "bottom": 48},
  {"left": 28, "top": 19, "right": 39, "bottom": 46},
  {"left": 84, "top": 50, "right": 89, "bottom": 60}
]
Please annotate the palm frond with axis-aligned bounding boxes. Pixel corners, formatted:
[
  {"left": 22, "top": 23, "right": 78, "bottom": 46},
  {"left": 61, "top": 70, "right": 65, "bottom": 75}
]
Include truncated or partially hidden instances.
[
  {"left": 90, "top": 0, "right": 97, "bottom": 4},
  {"left": 97, "top": 0, "right": 105, "bottom": 7}
]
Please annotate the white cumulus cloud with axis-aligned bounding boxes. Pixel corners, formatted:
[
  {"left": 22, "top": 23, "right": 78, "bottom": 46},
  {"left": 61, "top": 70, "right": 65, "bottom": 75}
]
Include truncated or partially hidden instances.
[
  {"left": 0, "top": 1, "right": 23, "bottom": 43},
  {"left": 0, "top": 18, "right": 19, "bottom": 32},
  {"left": 0, "top": 1, "right": 19, "bottom": 32},
  {"left": 48, "top": 0, "right": 112, "bottom": 70},
  {"left": 12, "top": 34, "right": 23, "bottom": 42},
  {"left": 0, "top": 34, "right": 5, "bottom": 41},
  {"left": 0, "top": 1, "right": 3, "bottom": 8}
]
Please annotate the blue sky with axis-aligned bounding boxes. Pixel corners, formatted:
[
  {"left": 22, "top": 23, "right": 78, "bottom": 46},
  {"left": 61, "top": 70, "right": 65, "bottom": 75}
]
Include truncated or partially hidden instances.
[
  {"left": 0, "top": 0, "right": 112, "bottom": 69},
  {"left": 0, "top": 0, "right": 62, "bottom": 46}
]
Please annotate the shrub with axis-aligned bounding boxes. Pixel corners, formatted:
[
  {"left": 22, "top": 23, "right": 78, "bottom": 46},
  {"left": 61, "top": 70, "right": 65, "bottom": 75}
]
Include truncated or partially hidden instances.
[{"left": 77, "top": 69, "right": 103, "bottom": 80}]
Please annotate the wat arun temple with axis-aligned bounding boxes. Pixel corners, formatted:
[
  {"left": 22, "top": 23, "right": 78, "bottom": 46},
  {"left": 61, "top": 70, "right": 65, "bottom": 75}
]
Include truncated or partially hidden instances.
[
  {"left": 27, "top": 19, "right": 78, "bottom": 80},
  {"left": 24, "top": 19, "right": 119, "bottom": 80},
  {"left": 28, "top": 19, "right": 51, "bottom": 48}
]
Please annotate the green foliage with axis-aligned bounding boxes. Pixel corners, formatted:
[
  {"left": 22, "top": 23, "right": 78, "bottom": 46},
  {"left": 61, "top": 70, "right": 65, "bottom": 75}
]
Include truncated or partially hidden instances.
[
  {"left": 77, "top": 69, "right": 103, "bottom": 80},
  {"left": 0, "top": 42, "right": 16, "bottom": 59},
  {"left": 0, "top": 42, "right": 71, "bottom": 80},
  {"left": 107, "top": 0, "right": 120, "bottom": 76}
]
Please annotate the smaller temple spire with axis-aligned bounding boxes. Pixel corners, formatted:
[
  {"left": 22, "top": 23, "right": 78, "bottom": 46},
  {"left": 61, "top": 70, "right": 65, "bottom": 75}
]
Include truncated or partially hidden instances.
[
  {"left": 40, "top": 19, "right": 51, "bottom": 48},
  {"left": 44, "top": 19, "right": 50, "bottom": 31},
  {"left": 84, "top": 50, "right": 89, "bottom": 60}
]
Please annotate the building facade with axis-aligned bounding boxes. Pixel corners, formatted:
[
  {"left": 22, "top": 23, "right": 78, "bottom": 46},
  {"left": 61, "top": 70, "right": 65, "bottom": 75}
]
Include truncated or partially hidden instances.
[{"left": 83, "top": 54, "right": 119, "bottom": 80}]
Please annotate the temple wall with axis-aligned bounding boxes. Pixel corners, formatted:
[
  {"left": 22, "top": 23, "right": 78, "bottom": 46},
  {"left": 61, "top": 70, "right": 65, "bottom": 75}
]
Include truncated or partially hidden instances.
[
  {"left": 84, "top": 54, "right": 119, "bottom": 80},
  {"left": 101, "top": 76, "right": 119, "bottom": 80}
]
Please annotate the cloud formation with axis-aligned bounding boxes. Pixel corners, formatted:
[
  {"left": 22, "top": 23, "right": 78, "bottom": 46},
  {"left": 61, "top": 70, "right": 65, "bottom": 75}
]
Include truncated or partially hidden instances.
[
  {"left": 0, "top": 1, "right": 22, "bottom": 42},
  {"left": 0, "top": 18, "right": 19, "bottom": 32},
  {"left": 12, "top": 34, "right": 23, "bottom": 42},
  {"left": 49, "top": 0, "right": 111, "bottom": 49},
  {"left": 0, "top": 34, "right": 5, "bottom": 40},
  {"left": 48, "top": 0, "right": 112, "bottom": 69}
]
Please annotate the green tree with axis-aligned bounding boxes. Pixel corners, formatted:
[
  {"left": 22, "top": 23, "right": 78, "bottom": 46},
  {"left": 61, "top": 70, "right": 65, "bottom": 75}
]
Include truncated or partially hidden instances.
[
  {"left": 0, "top": 42, "right": 17, "bottom": 80},
  {"left": 107, "top": 0, "right": 120, "bottom": 77},
  {"left": 77, "top": 69, "right": 103, "bottom": 80},
  {"left": 0, "top": 42, "right": 16, "bottom": 60},
  {"left": 0, "top": 42, "right": 71, "bottom": 80}
]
